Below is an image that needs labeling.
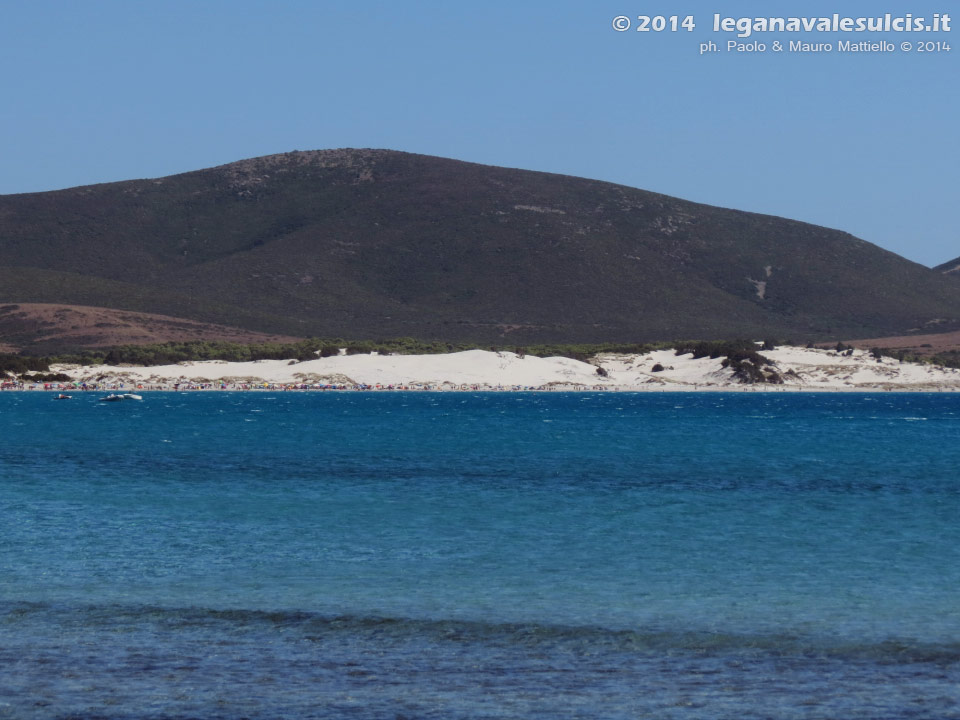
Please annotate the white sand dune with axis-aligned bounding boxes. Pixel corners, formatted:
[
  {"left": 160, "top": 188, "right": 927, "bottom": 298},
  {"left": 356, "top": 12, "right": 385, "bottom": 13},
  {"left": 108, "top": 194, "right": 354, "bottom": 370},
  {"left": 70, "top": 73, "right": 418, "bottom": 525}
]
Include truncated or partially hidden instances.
[{"left": 44, "top": 346, "right": 960, "bottom": 391}]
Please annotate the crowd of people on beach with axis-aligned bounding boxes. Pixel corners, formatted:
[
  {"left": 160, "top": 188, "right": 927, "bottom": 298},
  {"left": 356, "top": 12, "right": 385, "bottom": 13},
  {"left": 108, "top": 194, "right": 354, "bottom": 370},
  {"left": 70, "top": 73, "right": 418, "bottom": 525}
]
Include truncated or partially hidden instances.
[{"left": 2, "top": 379, "right": 612, "bottom": 393}]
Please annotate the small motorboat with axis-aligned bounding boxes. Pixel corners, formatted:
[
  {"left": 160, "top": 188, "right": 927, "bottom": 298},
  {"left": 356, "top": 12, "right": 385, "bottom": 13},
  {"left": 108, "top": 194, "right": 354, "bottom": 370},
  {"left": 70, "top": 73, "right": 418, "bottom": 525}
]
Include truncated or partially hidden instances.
[
  {"left": 99, "top": 393, "right": 143, "bottom": 402},
  {"left": 55, "top": 393, "right": 72, "bottom": 400}
]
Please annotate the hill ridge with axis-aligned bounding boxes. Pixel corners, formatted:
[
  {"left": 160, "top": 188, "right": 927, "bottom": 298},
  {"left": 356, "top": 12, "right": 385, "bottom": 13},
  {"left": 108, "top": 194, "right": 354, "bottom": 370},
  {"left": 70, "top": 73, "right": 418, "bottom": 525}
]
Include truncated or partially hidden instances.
[{"left": 934, "top": 255, "right": 960, "bottom": 278}]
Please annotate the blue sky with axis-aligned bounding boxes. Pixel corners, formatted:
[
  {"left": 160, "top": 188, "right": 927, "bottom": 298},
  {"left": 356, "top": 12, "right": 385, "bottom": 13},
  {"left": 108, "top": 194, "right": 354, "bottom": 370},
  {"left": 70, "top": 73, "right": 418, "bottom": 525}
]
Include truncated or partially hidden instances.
[{"left": 1, "top": 0, "right": 956, "bottom": 266}]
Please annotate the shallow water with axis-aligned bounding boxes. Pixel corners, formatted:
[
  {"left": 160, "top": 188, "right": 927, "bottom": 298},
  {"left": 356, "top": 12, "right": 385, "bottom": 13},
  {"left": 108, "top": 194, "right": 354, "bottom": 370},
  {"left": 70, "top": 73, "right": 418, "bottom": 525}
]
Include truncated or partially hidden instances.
[{"left": 2, "top": 391, "right": 959, "bottom": 718}]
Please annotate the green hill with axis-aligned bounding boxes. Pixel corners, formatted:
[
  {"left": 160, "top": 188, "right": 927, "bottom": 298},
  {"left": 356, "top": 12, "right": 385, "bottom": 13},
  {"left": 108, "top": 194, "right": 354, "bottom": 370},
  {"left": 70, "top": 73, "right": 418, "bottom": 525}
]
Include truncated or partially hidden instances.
[{"left": 2, "top": 148, "right": 959, "bottom": 348}]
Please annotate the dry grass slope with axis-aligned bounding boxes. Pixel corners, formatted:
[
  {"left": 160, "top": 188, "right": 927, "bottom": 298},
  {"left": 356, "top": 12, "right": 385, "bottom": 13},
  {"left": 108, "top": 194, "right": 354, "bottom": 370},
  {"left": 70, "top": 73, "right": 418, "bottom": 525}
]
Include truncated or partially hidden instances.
[{"left": 0, "top": 304, "right": 303, "bottom": 354}]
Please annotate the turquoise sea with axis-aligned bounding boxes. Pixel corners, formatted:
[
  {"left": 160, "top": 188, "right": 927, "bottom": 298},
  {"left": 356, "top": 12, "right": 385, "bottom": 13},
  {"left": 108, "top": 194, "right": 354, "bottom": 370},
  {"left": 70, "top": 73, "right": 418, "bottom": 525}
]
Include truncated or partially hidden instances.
[{"left": 2, "top": 391, "right": 959, "bottom": 719}]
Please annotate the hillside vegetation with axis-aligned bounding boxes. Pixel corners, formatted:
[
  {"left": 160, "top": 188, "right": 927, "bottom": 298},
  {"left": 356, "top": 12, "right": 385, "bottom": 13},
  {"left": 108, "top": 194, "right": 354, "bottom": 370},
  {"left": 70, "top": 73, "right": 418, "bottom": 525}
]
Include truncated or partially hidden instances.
[{"left": 2, "top": 149, "right": 960, "bottom": 349}]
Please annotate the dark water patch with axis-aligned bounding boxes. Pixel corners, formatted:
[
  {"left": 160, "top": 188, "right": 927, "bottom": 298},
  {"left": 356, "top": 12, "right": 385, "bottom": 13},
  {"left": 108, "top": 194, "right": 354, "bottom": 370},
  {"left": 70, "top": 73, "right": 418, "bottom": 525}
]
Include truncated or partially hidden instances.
[
  {"left": 4, "top": 603, "right": 960, "bottom": 719},
  {"left": 6, "top": 601, "right": 960, "bottom": 666}
]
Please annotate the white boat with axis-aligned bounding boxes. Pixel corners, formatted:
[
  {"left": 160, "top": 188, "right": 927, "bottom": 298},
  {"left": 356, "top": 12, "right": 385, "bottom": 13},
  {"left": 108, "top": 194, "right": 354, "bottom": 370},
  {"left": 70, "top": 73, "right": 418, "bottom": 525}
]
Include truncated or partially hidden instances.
[{"left": 99, "top": 393, "right": 143, "bottom": 402}]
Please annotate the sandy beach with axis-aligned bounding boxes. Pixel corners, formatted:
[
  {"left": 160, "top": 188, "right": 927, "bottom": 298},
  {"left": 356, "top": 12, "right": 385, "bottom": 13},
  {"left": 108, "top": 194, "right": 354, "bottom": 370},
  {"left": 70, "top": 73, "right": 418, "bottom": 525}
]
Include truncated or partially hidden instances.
[{"left": 7, "top": 346, "right": 956, "bottom": 392}]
